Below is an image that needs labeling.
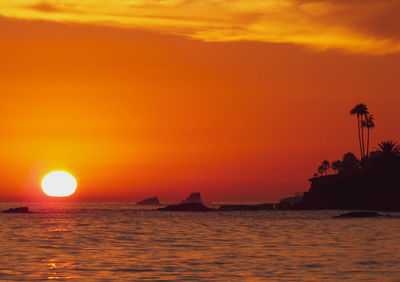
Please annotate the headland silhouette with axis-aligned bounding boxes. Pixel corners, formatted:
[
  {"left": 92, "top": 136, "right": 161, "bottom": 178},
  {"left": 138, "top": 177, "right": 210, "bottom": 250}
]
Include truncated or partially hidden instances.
[{"left": 281, "top": 103, "right": 400, "bottom": 211}]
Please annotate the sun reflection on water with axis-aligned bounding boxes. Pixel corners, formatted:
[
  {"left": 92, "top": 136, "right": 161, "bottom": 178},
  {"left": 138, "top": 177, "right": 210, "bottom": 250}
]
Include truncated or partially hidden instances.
[{"left": 44, "top": 259, "right": 78, "bottom": 280}]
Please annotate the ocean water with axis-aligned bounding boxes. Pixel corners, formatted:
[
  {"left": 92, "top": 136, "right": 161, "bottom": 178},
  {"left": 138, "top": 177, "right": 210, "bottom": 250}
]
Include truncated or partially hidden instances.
[{"left": 1, "top": 203, "right": 400, "bottom": 281}]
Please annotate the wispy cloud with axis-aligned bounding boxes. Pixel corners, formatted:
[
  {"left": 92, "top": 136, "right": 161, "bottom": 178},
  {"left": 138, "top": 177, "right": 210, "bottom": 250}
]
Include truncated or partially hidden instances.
[
  {"left": 1, "top": 0, "right": 400, "bottom": 54},
  {"left": 28, "top": 2, "right": 61, "bottom": 13}
]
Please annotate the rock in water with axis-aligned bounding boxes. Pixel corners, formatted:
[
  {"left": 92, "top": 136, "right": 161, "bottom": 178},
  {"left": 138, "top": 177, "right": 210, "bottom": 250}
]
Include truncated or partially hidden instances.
[
  {"left": 218, "top": 204, "right": 275, "bottom": 211},
  {"left": 1, "top": 207, "right": 30, "bottom": 213},
  {"left": 333, "top": 211, "right": 383, "bottom": 218},
  {"left": 136, "top": 196, "right": 161, "bottom": 205},
  {"left": 158, "top": 203, "right": 214, "bottom": 212},
  {"left": 181, "top": 192, "right": 202, "bottom": 204}
]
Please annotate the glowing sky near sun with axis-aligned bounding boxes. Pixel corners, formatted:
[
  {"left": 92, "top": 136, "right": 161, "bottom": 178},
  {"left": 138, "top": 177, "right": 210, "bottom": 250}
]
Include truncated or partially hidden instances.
[{"left": 1, "top": 0, "right": 400, "bottom": 54}]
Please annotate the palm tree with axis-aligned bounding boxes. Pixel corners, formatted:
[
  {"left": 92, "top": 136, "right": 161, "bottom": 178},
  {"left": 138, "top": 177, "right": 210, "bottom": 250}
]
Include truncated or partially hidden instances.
[
  {"left": 318, "top": 165, "right": 325, "bottom": 176},
  {"left": 361, "top": 114, "right": 375, "bottom": 157},
  {"left": 350, "top": 104, "right": 368, "bottom": 158},
  {"left": 377, "top": 141, "right": 400, "bottom": 158},
  {"left": 322, "top": 160, "right": 330, "bottom": 175}
]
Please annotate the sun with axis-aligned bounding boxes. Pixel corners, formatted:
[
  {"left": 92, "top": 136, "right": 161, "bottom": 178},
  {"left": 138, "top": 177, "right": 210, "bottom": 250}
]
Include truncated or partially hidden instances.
[{"left": 41, "top": 171, "right": 77, "bottom": 197}]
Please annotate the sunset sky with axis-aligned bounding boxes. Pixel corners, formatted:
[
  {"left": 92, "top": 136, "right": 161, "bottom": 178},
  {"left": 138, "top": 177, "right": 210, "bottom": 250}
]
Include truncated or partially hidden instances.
[{"left": 1, "top": 1, "right": 400, "bottom": 202}]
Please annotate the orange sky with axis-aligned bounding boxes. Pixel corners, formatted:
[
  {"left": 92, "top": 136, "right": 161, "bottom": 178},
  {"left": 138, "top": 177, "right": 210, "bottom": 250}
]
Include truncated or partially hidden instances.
[{"left": 0, "top": 1, "right": 400, "bottom": 202}]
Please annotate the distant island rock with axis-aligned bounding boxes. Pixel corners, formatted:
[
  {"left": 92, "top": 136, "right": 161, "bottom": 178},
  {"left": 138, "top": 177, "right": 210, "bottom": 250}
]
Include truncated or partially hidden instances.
[
  {"left": 136, "top": 196, "right": 161, "bottom": 206},
  {"left": 181, "top": 192, "right": 202, "bottom": 204},
  {"left": 158, "top": 202, "right": 214, "bottom": 212},
  {"left": 218, "top": 204, "right": 275, "bottom": 211},
  {"left": 1, "top": 206, "right": 30, "bottom": 213},
  {"left": 333, "top": 211, "right": 383, "bottom": 218}
]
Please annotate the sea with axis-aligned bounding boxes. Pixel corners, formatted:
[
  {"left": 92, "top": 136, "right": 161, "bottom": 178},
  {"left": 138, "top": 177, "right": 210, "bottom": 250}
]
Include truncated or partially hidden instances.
[{"left": 1, "top": 202, "right": 400, "bottom": 281}]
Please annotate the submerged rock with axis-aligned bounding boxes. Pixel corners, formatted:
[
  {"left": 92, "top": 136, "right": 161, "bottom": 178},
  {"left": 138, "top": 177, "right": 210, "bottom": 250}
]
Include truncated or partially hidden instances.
[
  {"left": 218, "top": 204, "right": 275, "bottom": 211},
  {"left": 136, "top": 196, "right": 161, "bottom": 206},
  {"left": 333, "top": 211, "right": 383, "bottom": 218},
  {"left": 181, "top": 192, "right": 202, "bottom": 204},
  {"left": 158, "top": 202, "right": 214, "bottom": 212},
  {"left": 1, "top": 206, "right": 30, "bottom": 213}
]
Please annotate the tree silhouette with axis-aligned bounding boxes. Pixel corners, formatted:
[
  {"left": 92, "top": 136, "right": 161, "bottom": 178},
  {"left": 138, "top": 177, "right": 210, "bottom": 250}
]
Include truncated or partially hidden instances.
[
  {"left": 377, "top": 141, "right": 400, "bottom": 158},
  {"left": 316, "top": 160, "right": 330, "bottom": 176},
  {"left": 331, "top": 160, "right": 343, "bottom": 174},
  {"left": 342, "top": 152, "right": 360, "bottom": 172},
  {"left": 318, "top": 165, "right": 325, "bottom": 176},
  {"left": 322, "top": 160, "right": 330, "bottom": 175},
  {"left": 362, "top": 114, "right": 375, "bottom": 157},
  {"left": 350, "top": 104, "right": 368, "bottom": 159}
]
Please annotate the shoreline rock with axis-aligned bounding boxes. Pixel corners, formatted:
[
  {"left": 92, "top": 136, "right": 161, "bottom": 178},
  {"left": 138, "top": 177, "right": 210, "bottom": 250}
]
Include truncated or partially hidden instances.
[
  {"left": 218, "top": 204, "right": 275, "bottom": 211},
  {"left": 333, "top": 211, "right": 383, "bottom": 218},
  {"left": 1, "top": 207, "right": 30, "bottom": 213},
  {"left": 158, "top": 202, "right": 214, "bottom": 212}
]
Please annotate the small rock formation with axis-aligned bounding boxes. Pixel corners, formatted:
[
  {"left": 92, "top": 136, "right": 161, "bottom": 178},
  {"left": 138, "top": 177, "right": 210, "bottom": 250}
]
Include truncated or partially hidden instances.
[
  {"left": 1, "top": 206, "right": 30, "bottom": 213},
  {"left": 181, "top": 192, "right": 202, "bottom": 204},
  {"left": 218, "top": 204, "right": 275, "bottom": 211},
  {"left": 158, "top": 202, "right": 214, "bottom": 212},
  {"left": 333, "top": 211, "right": 383, "bottom": 218},
  {"left": 136, "top": 196, "right": 161, "bottom": 206}
]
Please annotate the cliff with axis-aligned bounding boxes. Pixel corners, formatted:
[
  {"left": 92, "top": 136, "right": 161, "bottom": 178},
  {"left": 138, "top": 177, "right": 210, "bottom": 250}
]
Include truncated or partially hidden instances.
[{"left": 295, "top": 169, "right": 400, "bottom": 210}]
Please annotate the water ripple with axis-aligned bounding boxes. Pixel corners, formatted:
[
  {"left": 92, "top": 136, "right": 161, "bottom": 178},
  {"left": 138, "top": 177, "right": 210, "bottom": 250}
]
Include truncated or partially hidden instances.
[{"left": 1, "top": 203, "right": 400, "bottom": 280}]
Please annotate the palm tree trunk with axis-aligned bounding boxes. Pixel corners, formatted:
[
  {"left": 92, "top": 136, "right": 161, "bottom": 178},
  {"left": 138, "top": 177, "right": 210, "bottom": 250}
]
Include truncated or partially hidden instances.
[
  {"left": 367, "top": 127, "right": 370, "bottom": 157},
  {"left": 361, "top": 117, "right": 366, "bottom": 159},
  {"left": 357, "top": 115, "right": 363, "bottom": 158}
]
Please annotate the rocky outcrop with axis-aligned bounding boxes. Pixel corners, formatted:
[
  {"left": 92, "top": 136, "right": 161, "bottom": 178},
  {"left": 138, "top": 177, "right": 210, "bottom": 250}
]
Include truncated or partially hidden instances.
[
  {"left": 158, "top": 202, "right": 214, "bottom": 212},
  {"left": 333, "top": 211, "right": 383, "bottom": 218},
  {"left": 293, "top": 169, "right": 400, "bottom": 210},
  {"left": 1, "top": 207, "right": 30, "bottom": 213},
  {"left": 218, "top": 204, "right": 275, "bottom": 211},
  {"left": 136, "top": 196, "right": 161, "bottom": 205},
  {"left": 181, "top": 192, "right": 202, "bottom": 204}
]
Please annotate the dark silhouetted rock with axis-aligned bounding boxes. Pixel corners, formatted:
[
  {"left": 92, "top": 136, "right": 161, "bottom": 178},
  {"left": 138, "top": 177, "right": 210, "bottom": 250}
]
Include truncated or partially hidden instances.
[
  {"left": 292, "top": 152, "right": 400, "bottom": 210},
  {"left": 181, "top": 192, "right": 202, "bottom": 204},
  {"left": 218, "top": 204, "right": 275, "bottom": 211},
  {"left": 277, "top": 195, "right": 303, "bottom": 210},
  {"left": 1, "top": 206, "right": 30, "bottom": 213},
  {"left": 158, "top": 202, "right": 214, "bottom": 212},
  {"left": 136, "top": 196, "right": 161, "bottom": 206},
  {"left": 333, "top": 211, "right": 383, "bottom": 218}
]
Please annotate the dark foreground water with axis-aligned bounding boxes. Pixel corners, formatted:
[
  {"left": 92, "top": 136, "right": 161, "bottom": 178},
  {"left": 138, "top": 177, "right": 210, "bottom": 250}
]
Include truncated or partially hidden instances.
[{"left": 1, "top": 203, "right": 400, "bottom": 281}]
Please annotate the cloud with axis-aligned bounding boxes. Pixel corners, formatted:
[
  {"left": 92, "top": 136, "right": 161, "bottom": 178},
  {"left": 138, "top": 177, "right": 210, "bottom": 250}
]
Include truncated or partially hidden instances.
[
  {"left": 28, "top": 2, "right": 61, "bottom": 13},
  {"left": 1, "top": 0, "right": 400, "bottom": 54}
]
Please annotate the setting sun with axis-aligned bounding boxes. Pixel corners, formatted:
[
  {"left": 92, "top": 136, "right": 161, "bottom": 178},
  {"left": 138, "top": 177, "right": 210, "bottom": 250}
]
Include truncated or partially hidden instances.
[{"left": 41, "top": 171, "right": 77, "bottom": 197}]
